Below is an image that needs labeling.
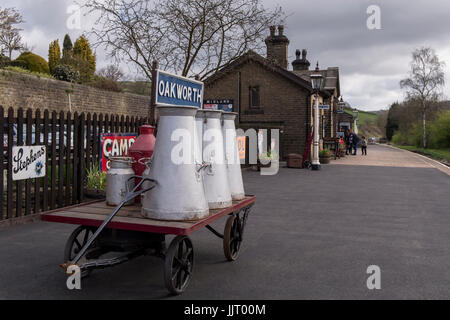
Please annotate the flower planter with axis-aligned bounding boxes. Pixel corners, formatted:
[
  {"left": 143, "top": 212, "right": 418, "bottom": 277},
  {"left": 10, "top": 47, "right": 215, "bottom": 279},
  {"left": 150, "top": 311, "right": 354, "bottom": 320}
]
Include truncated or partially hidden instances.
[
  {"left": 84, "top": 188, "right": 106, "bottom": 199},
  {"left": 319, "top": 156, "right": 330, "bottom": 164}
]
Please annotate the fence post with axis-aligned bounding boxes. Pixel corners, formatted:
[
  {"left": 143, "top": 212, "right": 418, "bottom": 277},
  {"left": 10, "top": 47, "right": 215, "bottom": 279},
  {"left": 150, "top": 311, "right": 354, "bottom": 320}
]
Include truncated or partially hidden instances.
[
  {"left": 16, "top": 108, "right": 24, "bottom": 217},
  {"left": 42, "top": 110, "right": 49, "bottom": 211},
  {"left": 86, "top": 112, "right": 92, "bottom": 173},
  {"left": 50, "top": 111, "right": 57, "bottom": 210},
  {"left": 58, "top": 111, "right": 65, "bottom": 208},
  {"left": 72, "top": 112, "right": 79, "bottom": 204},
  {"left": 7, "top": 108, "right": 14, "bottom": 219},
  {"left": 79, "top": 113, "right": 85, "bottom": 202},
  {"left": 65, "top": 111, "right": 72, "bottom": 206},
  {"left": 25, "top": 108, "right": 33, "bottom": 216},
  {"left": 34, "top": 109, "right": 41, "bottom": 214}
]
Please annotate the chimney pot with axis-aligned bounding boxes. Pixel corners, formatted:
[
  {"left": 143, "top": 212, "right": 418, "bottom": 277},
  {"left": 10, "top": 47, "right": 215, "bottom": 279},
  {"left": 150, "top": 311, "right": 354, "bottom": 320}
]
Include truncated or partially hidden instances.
[
  {"left": 269, "top": 25, "right": 276, "bottom": 36},
  {"left": 278, "top": 25, "right": 284, "bottom": 36},
  {"left": 295, "top": 49, "right": 301, "bottom": 59}
]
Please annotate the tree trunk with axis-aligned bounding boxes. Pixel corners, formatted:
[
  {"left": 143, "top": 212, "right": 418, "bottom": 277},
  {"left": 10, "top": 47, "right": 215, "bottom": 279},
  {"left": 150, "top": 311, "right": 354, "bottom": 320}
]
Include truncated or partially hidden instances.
[{"left": 422, "top": 100, "right": 427, "bottom": 149}]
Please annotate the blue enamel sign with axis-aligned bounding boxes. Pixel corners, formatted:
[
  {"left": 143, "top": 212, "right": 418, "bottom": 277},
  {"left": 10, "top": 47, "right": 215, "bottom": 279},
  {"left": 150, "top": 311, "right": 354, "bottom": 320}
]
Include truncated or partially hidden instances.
[{"left": 156, "top": 70, "right": 204, "bottom": 108}]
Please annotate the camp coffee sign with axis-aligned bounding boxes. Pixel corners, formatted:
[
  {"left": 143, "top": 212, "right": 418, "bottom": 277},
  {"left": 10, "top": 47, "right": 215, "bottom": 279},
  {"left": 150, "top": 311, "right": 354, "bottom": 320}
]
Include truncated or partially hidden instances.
[
  {"left": 156, "top": 70, "right": 204, "bottom": 108},
  {"left": 12, "top": 146, "right": 46, "bottom": 181}
]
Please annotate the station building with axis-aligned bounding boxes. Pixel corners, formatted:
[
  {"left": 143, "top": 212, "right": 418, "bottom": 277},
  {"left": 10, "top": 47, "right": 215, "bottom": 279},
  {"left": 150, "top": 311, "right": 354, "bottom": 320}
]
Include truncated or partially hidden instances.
[{"left": 204, "top": 25, "right": 341, "bottom": 160}]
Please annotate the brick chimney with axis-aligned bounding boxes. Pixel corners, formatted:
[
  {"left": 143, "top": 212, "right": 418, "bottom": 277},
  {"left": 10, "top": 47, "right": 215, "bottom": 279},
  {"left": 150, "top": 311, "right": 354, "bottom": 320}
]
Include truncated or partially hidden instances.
[
  {"left": 292, "top": 48, "right": 311, "bottom": 71},
  {"left": 265, "top": 25, "right": 290, "bottom": 69}
]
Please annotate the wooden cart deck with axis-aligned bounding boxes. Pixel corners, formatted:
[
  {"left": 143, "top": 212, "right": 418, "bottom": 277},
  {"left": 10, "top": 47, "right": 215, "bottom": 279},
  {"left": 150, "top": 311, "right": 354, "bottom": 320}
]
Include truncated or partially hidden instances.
[{"left": 41, "top": 196, "right": 255, "bottom": 235}]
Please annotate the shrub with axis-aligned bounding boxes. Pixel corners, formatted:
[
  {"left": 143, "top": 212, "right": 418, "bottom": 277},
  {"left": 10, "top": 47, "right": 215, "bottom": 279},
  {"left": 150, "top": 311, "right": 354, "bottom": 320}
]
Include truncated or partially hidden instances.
[
  {"left": 319, "top": 149, "right": 332, "bottom": 157},
  {"left": 428, "top": 110, "right": 450, "bottom": 149},
  {"left": 89, "top": 75, "right": 123, "bottom": 92},
  {"left": 13, "top": 52, "right": 50, "bottom": 74},
  {"left": 86, "top": 164, "right": 106, "bottom": 190},
  {"left": 52, "top": 64, "right": 79, "bottom": 82},
  {"left": 0, "top": 54, "right": 11, "bottom": 68}
]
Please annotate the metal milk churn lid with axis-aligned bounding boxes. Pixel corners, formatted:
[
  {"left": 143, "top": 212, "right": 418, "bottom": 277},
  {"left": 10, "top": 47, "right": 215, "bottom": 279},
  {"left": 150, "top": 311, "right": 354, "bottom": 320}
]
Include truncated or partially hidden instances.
[
  {"left": 222, "top": 112, "right": 245, "bottom": 200},
  {"left": 142, "top": 106, "right": 209, "bottom": 221},
  {"left": 202, "top": 110, "right": 232, "bottom": 209},
  {"left": 106, "top": 156, "right": 135, "bottom": 206}
]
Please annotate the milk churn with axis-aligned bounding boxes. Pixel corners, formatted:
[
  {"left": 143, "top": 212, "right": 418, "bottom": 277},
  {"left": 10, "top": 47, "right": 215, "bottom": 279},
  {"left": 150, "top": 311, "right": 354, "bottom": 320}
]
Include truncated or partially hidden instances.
[
  {"left": 129, "top": 124, "right": 156, "bottom": 178},
  {"left": 142, "top": 106, "right": 209, "bottom": 221},
  {"left": 222, "top": 112, "right": 245, "bottom": 200},
  {"left": 106, "top": 157, "right": 135, "bottom": 206},
  {"left": 129, "top": 124, "right": 156, "bottom": 203},
  {"left": 202, "top": 110, "right": 232, "bottom": 209},
  {"left": 194, "top": 110, "right": 205, "bottom": 166}
]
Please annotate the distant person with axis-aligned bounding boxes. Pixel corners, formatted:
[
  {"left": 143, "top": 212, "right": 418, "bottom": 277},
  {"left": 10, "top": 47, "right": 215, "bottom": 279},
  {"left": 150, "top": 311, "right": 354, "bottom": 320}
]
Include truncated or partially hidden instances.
[
  {"left": 352, "top": 133, "right": 360, "bottom": 155},
  {"left": 346, "top": 130, "right": 353, "bottom": 155},
  {"left": 361, "top": 136, "right": 368, "bottom": 155}
]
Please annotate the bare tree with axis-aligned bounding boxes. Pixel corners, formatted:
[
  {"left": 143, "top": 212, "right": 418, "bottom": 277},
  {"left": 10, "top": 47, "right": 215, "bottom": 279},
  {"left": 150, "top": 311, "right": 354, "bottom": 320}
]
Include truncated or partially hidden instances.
[
  {"left": 97, "top": 64, "right": 124, "bottom": 81},
  {"left": 84, "top": 0, "right": 283, "bottom": 80},
  {"left": 400, "top": 47, "right": 445, "bottom": 148},
  {"left": 0, "top": 7, "right": 25, "bottom": 59}
]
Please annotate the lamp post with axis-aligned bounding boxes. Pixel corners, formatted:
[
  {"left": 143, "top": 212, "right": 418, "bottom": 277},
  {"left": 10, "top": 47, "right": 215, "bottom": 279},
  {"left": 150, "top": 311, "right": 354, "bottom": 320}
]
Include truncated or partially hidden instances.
[
  {"left": 310, "top": 62, "right": 323, "bottom": 171},
  {"left": 353, "top": 108, "right": 359, "bottom": 135}
]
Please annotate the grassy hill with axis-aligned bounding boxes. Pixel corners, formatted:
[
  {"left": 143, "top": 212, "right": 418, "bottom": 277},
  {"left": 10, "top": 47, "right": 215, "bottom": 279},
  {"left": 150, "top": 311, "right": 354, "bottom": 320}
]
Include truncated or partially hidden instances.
[{"left": 344, "top": 108, "right": 385, "bottom": 138}]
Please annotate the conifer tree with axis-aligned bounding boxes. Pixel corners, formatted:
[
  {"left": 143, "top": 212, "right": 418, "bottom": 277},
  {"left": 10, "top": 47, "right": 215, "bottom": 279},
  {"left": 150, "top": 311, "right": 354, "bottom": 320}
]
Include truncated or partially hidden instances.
[
  {"left": 48, "top": 39, "right": 61, "bottom": 74},
  {"left": 73, "top": 35, "right": 96, "bottom": 82},
  {"left": 62, "top": 34, "right": 73, "bottom": 59}
]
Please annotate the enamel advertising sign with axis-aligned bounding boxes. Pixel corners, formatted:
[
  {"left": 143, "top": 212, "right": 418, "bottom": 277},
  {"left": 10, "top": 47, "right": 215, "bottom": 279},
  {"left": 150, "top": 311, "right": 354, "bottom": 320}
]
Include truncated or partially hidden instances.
[
  {"left": 155, "top": 70, "right": 204, "bottom": 108},
  {"left": 101, "top": 133, "right": 136, "bottom": 171},
  {"left": 12, "top": 145, "right": 46, "bottom": 180}
]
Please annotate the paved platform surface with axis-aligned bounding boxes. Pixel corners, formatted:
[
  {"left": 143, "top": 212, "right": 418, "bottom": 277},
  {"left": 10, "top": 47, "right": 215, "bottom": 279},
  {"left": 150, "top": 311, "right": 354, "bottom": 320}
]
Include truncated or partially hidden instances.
[{"left": 0, "top": 144, "right": 448, "bottom": 299}]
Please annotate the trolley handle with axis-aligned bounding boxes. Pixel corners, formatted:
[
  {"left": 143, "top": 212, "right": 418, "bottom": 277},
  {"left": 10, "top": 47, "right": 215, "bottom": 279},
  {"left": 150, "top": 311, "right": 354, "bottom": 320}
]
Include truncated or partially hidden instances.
[
  {"left": 125, "top": 175, "right": 156, "bottom": 202},
  {"left": 61, "top": 176, "right": 157, "bottom": 271}
]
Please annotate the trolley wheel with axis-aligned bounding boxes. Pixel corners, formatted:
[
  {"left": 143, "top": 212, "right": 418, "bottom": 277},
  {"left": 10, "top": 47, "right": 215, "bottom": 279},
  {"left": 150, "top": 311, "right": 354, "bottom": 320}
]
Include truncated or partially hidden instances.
[
  {"left": 164, "top": 235, "right": 194, "bottom": 295},
  {"left": 223, "top": 214, "right": 243, "bottom": 261},
  {"left": 64, "top": 225, "right": 97, "bottom": 278}
]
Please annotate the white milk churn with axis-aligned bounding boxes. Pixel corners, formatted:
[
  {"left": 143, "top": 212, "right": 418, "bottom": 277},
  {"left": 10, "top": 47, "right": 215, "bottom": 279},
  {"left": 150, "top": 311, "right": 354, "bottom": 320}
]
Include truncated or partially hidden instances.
[
  {"left": 142, "top": 106, "right": 209, "bottom": 221},
  {"left": 106, "top": 157, "right": 135, "bottom": 206},
  {"left": 222, "top": 112, "right": 245, "bottom": 200},
  {"left": 202, "top": 110, "right": 232, "bottom": 209},
  {"left": 194, "top": 110, "right": 205, "bottom": 166}
]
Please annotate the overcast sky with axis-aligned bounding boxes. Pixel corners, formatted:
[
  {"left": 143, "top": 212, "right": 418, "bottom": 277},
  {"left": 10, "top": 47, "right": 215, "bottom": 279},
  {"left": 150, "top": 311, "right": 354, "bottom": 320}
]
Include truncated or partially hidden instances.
[{"left": 3, "top": 0, "right": 450, "bottom": 111}]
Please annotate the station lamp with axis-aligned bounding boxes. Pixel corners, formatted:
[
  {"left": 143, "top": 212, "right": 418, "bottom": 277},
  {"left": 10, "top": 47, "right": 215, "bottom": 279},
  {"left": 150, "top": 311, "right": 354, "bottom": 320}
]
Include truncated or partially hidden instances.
[{"left": 310, "top": 62, "right": 323, "bottom": 171}]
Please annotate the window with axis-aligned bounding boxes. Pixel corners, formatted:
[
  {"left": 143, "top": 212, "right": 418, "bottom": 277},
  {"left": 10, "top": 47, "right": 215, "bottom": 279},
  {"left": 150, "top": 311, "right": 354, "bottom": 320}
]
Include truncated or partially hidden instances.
[{"left": 249, "top": 86, "right": 260, "bottom": 108}]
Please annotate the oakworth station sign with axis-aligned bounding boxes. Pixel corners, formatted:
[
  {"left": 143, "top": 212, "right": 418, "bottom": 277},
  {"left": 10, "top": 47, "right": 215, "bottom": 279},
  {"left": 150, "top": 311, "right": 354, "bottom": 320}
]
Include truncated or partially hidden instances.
[{"left": 156, "top": 70, "right": 204, "bottom": 108}]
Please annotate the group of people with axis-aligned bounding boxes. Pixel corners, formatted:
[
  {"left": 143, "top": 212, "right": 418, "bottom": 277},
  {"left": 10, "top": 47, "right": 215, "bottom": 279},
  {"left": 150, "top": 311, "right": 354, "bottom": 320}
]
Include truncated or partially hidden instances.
[{"left": 342, "top": 130, "right": 368, "bottom": 156}]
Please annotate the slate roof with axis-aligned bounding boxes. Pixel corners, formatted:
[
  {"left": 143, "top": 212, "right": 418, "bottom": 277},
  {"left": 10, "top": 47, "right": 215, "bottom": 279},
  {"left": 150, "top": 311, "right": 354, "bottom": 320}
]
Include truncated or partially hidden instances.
[
  {"left": 292, "top": 67, "right": 340, "bottom": 96},
  {"left": 204, "top": 50, "right": 336, "bottom": 98},
  {"left": 204, "top": 50, "right": 315, "bottom": 93}
]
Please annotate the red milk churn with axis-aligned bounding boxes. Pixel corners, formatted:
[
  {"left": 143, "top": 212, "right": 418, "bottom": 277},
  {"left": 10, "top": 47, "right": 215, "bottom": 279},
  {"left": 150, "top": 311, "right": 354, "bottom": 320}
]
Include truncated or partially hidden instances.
[{"left": 129, "top": 125, "right": 156, "bottom": 203}]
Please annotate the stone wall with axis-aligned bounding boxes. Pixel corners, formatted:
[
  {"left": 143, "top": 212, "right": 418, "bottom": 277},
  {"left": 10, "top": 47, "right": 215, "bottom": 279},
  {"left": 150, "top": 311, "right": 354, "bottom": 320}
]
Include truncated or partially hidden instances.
[
  {"left": 0, "top": 70, "right": 150, "bottom": 117},
  {"left": 205, "top": 59, "right": 310, "bottom": 159}
]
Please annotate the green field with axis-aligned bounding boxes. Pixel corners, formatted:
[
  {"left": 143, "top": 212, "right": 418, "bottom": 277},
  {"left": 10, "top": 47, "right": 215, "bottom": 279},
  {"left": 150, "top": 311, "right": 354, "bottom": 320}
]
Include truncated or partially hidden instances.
[
  {"left": 394, "top": 145, "right": 450, "bottom": 163},
  {"left": 344, "top": 109, "right": 382, "bottom": 138}
]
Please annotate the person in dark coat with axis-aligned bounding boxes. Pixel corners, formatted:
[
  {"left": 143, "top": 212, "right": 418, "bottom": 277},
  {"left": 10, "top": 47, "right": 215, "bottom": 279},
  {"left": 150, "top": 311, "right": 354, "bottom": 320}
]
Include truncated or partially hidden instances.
[
  {"left": 352, "top": 133, "right": 360, "bottom": 155},
  {"left": 345, "top": 130, "right": 352, "bottom": 155}
]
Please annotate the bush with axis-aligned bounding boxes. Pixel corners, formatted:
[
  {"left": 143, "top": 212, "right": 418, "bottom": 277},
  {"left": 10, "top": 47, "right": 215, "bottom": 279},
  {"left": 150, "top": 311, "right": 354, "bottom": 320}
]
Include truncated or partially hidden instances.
[
  {"left": 319, "top": 149, "right": 332, "bottom": 157},
  {"left": 428, "top": 110, "right": 450, "bottom": 149},
  {"left": 0, "top": 54, "right": 11, "bottom": 68},
  {"left": 13, "top": 52, "right": 50, "bottom": 74},
  {"left": 52, "top": 64, "right": 79, "bottom": 82},
  {"left": 89, "top": 75, "right": 123, "bottom": 92}
]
